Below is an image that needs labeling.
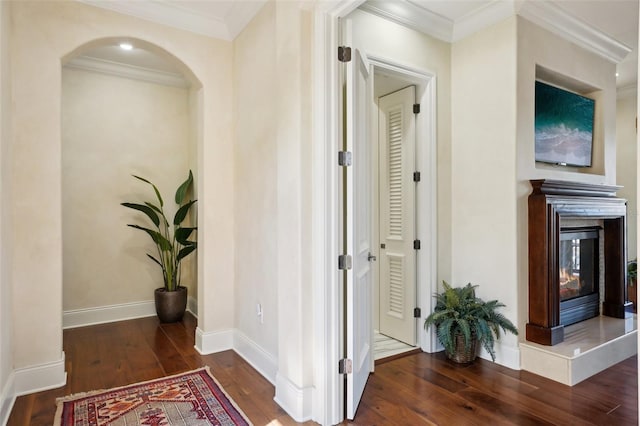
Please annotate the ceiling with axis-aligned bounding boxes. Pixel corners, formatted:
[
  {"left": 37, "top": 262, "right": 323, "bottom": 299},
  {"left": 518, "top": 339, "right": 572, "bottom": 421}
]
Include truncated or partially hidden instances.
[{"left": 73, "top": 0, "right": 639, "bottom": 89}]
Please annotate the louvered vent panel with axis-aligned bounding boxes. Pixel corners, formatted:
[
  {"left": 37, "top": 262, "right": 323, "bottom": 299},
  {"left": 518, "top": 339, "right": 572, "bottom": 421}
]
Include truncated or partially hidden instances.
[
  {"left": 388, "top": 108, "right": 403, "bottom": 237},
  {"left": 389, "top": 256, "right": 404, "bottom": 316}
]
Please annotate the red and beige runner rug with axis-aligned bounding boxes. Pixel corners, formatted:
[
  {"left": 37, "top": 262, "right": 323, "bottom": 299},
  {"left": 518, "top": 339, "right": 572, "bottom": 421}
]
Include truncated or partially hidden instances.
[{"left": 54, "top": 367, "right": 252, "bottom": 425}]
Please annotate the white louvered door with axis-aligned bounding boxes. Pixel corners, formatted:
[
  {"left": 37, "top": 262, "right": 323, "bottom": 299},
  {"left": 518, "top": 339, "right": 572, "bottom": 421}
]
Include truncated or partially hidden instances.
[{"left": 378, "top": 86, "right": 416, "bottom": 346}]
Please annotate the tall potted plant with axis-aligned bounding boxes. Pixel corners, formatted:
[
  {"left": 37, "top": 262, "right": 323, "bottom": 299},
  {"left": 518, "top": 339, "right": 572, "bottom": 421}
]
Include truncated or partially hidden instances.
[
  {"left": 424, "top": 281, "right": 518, "bottom": 363},
  {"left": 121, "top": 170, "right": 197, "bottom": 322}
]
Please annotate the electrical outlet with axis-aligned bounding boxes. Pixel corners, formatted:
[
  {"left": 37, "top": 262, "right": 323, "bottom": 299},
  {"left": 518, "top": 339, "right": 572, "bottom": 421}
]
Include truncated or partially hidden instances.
[{"left": 256, "top": 303, "right": 263, "bottom": 324}]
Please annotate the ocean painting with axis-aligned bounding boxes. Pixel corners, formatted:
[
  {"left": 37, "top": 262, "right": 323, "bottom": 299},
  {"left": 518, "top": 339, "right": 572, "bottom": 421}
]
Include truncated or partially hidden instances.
[{"left": 535, "top": 81, "right": 595, "bottom": 167}]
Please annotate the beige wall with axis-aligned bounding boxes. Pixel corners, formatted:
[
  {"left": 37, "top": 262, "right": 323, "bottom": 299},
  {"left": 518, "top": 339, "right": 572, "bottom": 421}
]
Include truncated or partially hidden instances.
[
  {"left": 233, "top": 1, "right": 278, "bottom": 357},
  {"left": 273, "top": 0, "right": 314, "bottom": 395},
  {"left": 0, "top": 0, "right": 13, "bottom": 416},
  {"left": 10, "top": 0, "right": 234, "bottom": 369},
  {"left": 232, "top": 0, "right": 315, "bottom": 400},
  {"left": 451, "top": 17, "right": 520, "bottom": 362},
  {"left": 617, "top": 92, "right": 637, "bottom": 261},
  {"left": 61, "top": 68, "right": 194, "bottom": 312},
  {"left": 515, "top": 17, "right": 618, "bottom": 336}
]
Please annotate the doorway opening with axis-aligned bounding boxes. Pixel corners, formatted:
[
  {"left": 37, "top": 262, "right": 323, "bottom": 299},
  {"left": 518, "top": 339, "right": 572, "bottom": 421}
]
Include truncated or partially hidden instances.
[
  {"left": 339, "top": 31, "right": 438, "bottom": 418},
  {"left": 373, "top": 73, "right": 419, "bottom": 361},
  {"left": 61, "top": 38, "right": 200, "bottom": 330}
]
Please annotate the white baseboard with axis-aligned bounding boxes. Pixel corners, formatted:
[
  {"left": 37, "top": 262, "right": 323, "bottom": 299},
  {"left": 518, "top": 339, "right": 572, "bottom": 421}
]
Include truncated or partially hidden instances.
[
  {"left": 63, "top": 301, "right": 156, "bottom": 329},
  {"left": 479, "top": 342, "right": 521, "bottom": 370},
  {"left": 274, "top": 372, "right": 313, "bottom": 423},
  {"left": 193, "top": 328, "right": 312, "bottom": 422},
  {"left": 233, "top": 331, "right": 278, "bottom": 385},
  {"left": 194, "top": 327, "right": 234, "bottom": 355},
  {"left": 0, "top": 372, "right": 15, "bottom": 426},
  {"left": 14, "top": 352, "right": 66, "bottom": 396},
  {"left": 64, "top": 296, "right": 200, "bottom": 329}
]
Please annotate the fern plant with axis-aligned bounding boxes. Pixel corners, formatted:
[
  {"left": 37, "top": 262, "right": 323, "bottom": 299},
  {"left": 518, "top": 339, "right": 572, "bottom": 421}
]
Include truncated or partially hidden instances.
[
  {"left": 424, "top": 281, "right": 518, "bottom": 362},
  {"left": 121, "top": 170, "right": 197, "bottom": 292}
]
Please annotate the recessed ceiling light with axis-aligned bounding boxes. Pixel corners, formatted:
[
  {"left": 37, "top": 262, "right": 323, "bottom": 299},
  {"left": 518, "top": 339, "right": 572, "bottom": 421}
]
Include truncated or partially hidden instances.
[
  {"left": 119, "top": 42, "right": 133, "bottom": 51},
  {"left": 616, "top": 72, "right": 620, "bottom": 77}
]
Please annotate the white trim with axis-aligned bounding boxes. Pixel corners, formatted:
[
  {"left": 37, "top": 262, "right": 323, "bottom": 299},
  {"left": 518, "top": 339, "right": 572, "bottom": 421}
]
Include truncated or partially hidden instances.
[
  {"left": 518, "top": 0, "right": 631, "bottom": 64},
  {"left": 358, "top": 0, "right": 452, "bottom": 43},
  {"left": 453, "top": 1, "right": 515, "bottom": 42},
  {"left": 356, "top": 1, "right": 630, "bottom": 64},
  {"left": 274, "top": 372, "right": 314, "bottom": 423},
  {"left": 78, "top": 0, "right": 221, "bottom": 41},
  {"left": 77, "top": 0, "right": 266, "bottom": 41},
  {"left": 364, "top": 54, "right": 438, "bottom": 354},
  {"left": 479, "top": 343, "right": 521, "bottom": 370},
  {"left": 233, "top": 331, "right": 277, "bottom": 385},
  {"left": 64, "top": 56, "right": 188, "bottom": 88},
  {"left": 14, "top": 353, "right": 66, "bottom": 397},
  {"left": 312, "top": 3, "right": 357, "bottom": 425},
  {"left": 194, "top": 327, "right": 233, "bottom": 355},
  {"left": 63, "top": 300, "right": 156, "bottom": 329},
  {"left": 0, "top": 371, "right": 15, "bottom": 426}
]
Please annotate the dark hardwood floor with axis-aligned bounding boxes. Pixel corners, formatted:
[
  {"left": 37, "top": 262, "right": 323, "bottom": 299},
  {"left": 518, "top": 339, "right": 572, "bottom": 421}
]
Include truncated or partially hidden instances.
[{"left": 7, "top": 314, "right": 637, "bottom": 425}]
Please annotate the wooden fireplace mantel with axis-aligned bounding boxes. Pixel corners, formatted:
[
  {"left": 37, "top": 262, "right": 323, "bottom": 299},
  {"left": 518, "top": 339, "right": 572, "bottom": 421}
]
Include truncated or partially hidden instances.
[{"left": 527, "top": 179, "right": 630, "bottom": 346}]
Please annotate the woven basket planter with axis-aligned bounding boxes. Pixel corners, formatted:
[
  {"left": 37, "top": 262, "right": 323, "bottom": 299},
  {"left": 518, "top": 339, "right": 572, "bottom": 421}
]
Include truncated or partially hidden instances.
[{"left": 445, "top": 332, "right": 478, "bottom": 364}]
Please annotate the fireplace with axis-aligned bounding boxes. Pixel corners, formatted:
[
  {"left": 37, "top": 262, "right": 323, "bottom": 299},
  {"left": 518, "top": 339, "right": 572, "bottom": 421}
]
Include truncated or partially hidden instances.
[
  {"left": 559, "top": 227, "right": 600, "bottom": 326},
  {"left": 527, "top": 179, "right": 631, "bottom": 346}
]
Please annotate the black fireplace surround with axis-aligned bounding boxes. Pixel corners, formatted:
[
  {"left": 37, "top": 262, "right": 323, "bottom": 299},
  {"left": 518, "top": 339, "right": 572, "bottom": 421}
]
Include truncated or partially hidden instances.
[{"left": 558, "top": 227, "right": 600, "bottom": 326}]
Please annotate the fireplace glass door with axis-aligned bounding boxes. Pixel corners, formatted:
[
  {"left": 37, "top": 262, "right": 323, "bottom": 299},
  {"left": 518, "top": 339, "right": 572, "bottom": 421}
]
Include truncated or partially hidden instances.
[{"left": 559, "top": 227, "right": 600, "bottom": 325}]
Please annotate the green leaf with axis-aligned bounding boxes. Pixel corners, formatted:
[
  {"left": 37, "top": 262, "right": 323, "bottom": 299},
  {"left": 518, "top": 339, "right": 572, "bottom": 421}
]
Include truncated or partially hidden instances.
[
  {"left": 121, "top": 203, "right": 160, "bottom": 227},
  {"left": 175, "top": 170, "right": 193, "bottom": 204},
  {"left": 133, "top": 174, "right": 163, "bottom": 208},
  {"left": 173, "top": 200, "right": 197, "bottom": 226},
  {"left": 144, "top": 202, "right": 163, "bottom": 214},
  {"left": 175, "top": 227, "right": 196, "bottom": 245},
  {"left": 127, "top": 224, "right": 172, "bottom": 251},
  {"left": 177, "top": 245, "right": 196, "bottom": 262},
  {"left": 424, "top": 280, "right": 518, "bottom": 362},
  {"left": 146, "top": 254, "right": 163, "bottom": 267}
]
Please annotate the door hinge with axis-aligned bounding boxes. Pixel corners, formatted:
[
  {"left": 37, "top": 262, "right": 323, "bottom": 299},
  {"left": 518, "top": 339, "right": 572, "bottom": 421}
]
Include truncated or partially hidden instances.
[
  {"left": 413, "top": 103, "right": 421, "bottom": 114},
  {"left": 338, "top": 254, "right": 352, "bottom": 270},
  {"left": 413, "top": 240, "right": 421, "bottom": 250},
  {"left": 338, "top": 358, "right": 353, "bottom": 374},
  {"left": 338, "top": 46, "right": 352, "bottom": 63},
  {"left": 413, "top": 172, "right": 421, "bottom": 182},
  {"left": 414, "top": 307, "right": 422, "bottom": 318},
  {"left": 338, "top": 151, "right": 352, "bottom": 166}
]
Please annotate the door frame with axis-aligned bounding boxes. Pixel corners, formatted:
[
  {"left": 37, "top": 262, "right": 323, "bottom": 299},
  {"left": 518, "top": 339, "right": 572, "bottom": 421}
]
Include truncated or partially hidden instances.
[
  {"left": 311, "top": 2, "right": 438, "bottom": 424},
  {"left": 367, "top": 54, "right": 438, "bottom": 350}
]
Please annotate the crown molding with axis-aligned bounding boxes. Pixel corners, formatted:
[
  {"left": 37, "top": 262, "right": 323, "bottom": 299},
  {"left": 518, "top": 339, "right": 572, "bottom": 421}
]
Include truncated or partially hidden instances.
[
  {"left": 452, "top": 1, "right": 517, "bottom": 42},
  {"left": 517, "top": 0, "right": 631, "bottom": 64},
  {"left": 358, "top": 0, "right": 452, "bottom": 43},
  {"left": 225, "top": 0, "right": 269, "bottom": 40},
  {"left": 65, "top": 56, "right": 189, "bottom": 88},
  {"left": 358, "top": 0, "right": 631, "bottom": 65},
  {"left": 78, "top": 0, "right": 231, "bottom": 40}
]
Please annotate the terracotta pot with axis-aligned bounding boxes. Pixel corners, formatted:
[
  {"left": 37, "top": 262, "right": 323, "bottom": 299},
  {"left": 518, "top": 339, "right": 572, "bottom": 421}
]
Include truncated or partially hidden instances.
[
  {"left": 446, "top": 332, "right": 478, "bottom": 364},
  {"left": 154, "top": 286, "right": 187, "bottom": 323}
]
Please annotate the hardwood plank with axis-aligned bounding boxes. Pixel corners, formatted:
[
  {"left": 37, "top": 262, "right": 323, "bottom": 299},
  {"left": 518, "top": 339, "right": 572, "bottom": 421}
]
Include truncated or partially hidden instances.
[{"left": 7, "top": 314, "right": 638, "bottom": 426}]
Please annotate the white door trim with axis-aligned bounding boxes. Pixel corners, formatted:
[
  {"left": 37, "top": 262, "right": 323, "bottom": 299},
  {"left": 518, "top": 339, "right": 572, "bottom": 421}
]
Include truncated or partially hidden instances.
[
  {"left": 364, "top": 54, "right": 439, "bottom": 354},
  {"left": 311, "top": 1, "right": 438, "bottom": 424}
]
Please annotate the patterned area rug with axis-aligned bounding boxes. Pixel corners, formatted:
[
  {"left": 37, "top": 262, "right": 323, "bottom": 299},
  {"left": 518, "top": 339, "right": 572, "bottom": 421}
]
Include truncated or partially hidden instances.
[{"left": 54, "top": 367, "right": 252, "bottom": 425}]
